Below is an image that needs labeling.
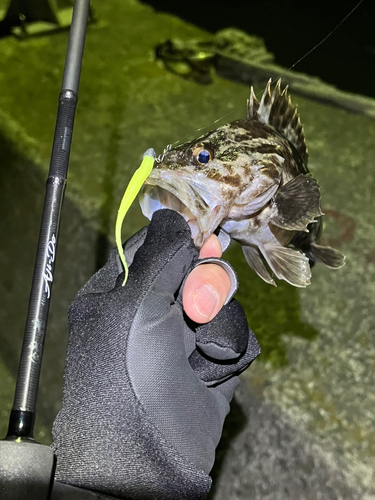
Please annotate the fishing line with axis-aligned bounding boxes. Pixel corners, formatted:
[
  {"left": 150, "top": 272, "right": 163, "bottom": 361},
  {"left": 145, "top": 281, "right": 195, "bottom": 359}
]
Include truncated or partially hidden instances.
[
  {"left": 165, "top": 0, "right": 364, "bottom": 149},
  {"left": 174, "top": 109, "right": 237, "bottom": 147},
  {"left": 212, "top": 110, "right": 236, "bottom": 124},
  {"left": 272, "top": 0, "right": 364, "bottom": 82}
]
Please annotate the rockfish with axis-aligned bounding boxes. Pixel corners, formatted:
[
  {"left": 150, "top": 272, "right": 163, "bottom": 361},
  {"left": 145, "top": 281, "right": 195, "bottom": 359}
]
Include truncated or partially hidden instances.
[{"left": 139, "top": 80, "right": 345, "bottom": 287}]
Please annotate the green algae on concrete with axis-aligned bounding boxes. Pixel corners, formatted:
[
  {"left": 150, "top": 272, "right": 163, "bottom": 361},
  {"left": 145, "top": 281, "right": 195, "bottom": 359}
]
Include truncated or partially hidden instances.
[
  {"left": 225, "top": 242, "right": 318, "bottom": 368},
  {"left": 0, "top": 0, "right": 375, "bottom": 496},
  {"left": 242, "top": 106, "right": 375, "bottom": 489}
]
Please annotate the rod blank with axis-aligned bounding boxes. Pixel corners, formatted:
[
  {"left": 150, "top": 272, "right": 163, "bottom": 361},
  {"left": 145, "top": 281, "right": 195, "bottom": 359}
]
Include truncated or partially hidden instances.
[{"left": 7, "top": 0, "right": 90, "bottom": 439}]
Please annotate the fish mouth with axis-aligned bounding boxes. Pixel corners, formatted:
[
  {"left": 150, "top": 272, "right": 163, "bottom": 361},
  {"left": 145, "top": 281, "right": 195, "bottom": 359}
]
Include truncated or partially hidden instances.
[{"left": 139, "top": 169, "right": 222, "bottom": 247}]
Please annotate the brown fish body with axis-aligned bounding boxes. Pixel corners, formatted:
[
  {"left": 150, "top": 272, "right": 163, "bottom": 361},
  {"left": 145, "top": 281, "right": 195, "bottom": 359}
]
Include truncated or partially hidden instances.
[{"left": 140, "top": 80, "right": 345, "bottom": 287}]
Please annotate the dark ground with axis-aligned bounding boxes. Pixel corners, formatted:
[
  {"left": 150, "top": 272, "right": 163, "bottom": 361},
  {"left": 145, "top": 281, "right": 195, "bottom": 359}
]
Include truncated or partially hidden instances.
[{"left": 142, "top": 0, "right": 375, "bottom": 98}]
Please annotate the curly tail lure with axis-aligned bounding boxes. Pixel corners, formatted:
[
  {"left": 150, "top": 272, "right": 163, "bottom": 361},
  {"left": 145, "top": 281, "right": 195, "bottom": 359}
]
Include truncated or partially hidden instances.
[{"left": 115, "top": 148, "right": 155, "bottom": 285}]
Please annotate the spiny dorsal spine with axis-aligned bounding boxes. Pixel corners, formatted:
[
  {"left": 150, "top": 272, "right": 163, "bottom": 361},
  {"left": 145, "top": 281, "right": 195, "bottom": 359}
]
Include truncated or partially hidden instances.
[{"left": 247, "top": 79, "right": 308, "bottom": 164}]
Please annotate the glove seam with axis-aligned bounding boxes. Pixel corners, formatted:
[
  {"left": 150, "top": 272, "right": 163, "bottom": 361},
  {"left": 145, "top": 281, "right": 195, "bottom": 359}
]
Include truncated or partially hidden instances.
[{"left": 197, "top": 338, "right": 243, "bottom": 352}]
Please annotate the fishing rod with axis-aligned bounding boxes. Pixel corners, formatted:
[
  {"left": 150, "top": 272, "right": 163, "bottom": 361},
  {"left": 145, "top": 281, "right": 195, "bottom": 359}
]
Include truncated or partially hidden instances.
[
  {"left": 7, "top": 0, "right": 90, "bottom": 442},
  {"left": 0, "top": 0, "right": 90, "bottom": 497}
]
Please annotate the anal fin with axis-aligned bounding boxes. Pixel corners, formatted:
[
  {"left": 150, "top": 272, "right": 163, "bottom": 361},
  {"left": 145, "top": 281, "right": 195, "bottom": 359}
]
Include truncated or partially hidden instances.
[
  {"left": 261, "top": 243, "right": 311, "bottom": 287},
  {"left": 242, "top": 245, "right": 276, "bottom": 286},
  {"left": 270, "top": 174, "right": 322, "bottom": 232}
]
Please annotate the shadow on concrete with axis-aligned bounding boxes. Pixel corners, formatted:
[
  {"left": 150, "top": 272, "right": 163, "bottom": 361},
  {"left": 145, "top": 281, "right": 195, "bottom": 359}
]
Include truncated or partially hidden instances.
[{"left": 208, "top": 396, "right": 247, "bottom": 499}]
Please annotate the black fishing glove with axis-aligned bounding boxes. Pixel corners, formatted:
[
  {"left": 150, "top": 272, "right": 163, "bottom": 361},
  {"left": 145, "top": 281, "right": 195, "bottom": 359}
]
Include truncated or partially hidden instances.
[{"left": 52, "top": 209, "right": 260, "bottom": 500}]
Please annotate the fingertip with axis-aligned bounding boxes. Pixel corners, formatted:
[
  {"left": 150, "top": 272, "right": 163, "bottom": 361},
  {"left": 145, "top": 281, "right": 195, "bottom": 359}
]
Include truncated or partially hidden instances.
[
  {"left": 199, "top": 234, "right": 222, "bottom": 259},
  {"left": 183, "top": 264, "right": 231, "bottom": 324}
]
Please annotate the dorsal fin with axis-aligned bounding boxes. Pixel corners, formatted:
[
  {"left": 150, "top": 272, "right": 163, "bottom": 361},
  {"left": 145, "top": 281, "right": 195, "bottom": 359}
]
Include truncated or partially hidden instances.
[{"left": 247, "top": 79, "right": 308, "bottom": 165}]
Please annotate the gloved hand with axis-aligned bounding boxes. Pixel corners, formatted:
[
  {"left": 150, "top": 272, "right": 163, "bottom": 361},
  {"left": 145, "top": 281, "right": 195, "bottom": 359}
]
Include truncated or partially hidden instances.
[{"left": 52, "top": 209, "right": 260, "bottom": 500}]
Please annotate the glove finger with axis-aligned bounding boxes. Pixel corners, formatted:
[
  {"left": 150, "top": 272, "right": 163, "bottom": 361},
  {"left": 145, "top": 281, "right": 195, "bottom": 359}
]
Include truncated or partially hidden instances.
[
  {"left": 196, "top": 300, "right": 249, "bottom": 360},
  {"left": 70, "top": 226, "right": 148, "bottom": 302},
  {"left": 189, "top": 300, "right": 261, "bottom": 386},
  {"left": 118, "top": 209, "right": 198, "bottom": 297},
  {"left": 122, "top": 226, "right": 148, "bottom": 270},
  {"left": 190, "top": 328, "right": 260, "bottom": 386},
  {"left": 69, "top": 209, "right": 195, "bottom": 324}
]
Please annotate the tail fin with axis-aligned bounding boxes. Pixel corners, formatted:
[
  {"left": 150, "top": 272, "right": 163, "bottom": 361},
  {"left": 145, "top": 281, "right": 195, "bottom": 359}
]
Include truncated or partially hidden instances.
[
  {"left": 291, "top": 220, "right": 346, "bottom": 269},
  {"left": 308, "top": 243, "right": 346, "bottom": 268}
]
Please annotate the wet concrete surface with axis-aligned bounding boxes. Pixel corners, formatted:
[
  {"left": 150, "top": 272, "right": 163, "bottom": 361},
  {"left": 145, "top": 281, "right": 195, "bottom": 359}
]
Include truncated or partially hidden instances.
[
  {"left": 210, "top": 384, "right": 367, "bottom": 500},
  {"left": 0, "top": 0, "right": 374, "bottom": 498}
]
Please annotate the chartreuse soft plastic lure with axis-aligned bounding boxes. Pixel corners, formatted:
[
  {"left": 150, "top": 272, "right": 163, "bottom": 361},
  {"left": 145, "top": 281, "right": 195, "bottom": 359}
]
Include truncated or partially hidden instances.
[{"left": 115, "top": 148, "right": 155, "bottom": 285}]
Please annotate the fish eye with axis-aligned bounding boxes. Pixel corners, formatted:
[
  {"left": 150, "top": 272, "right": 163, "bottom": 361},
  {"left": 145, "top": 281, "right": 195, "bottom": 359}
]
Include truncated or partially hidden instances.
[{"left": 193, "top": 146, "right": 213, "bottom": 165}]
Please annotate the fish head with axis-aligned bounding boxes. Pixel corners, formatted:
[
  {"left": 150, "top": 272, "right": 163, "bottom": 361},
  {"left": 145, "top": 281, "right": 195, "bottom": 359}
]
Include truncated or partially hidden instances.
[{"left": 140, "top": 119, "right": 285, "bottom": 247}]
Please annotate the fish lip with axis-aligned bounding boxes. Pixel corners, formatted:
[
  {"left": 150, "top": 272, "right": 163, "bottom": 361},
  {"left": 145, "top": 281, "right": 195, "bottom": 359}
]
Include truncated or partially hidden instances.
[
  {"left": 144, "top": 169, "right": 211, "bottom": 218},
  {"left": 146, "top": 167, "right": 227, "bottom": 204}
]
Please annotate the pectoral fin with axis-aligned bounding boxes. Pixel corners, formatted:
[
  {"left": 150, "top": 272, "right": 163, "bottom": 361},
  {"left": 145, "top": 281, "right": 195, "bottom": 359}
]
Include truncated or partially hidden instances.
[
  {"left": 270, "top": 174, "right": 322, "bottom": 232},
  {"left": 260, "top": 243, "right": 311, "bottom": 287},
  {"left": 242, "top": 245, "right": 276, "bottom": 286}
]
